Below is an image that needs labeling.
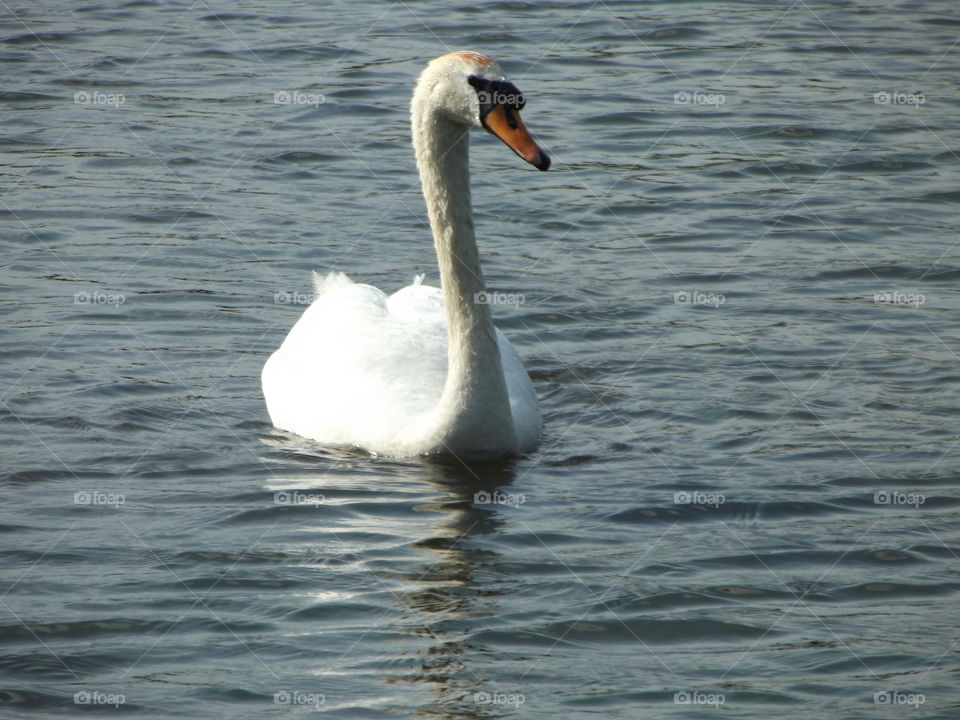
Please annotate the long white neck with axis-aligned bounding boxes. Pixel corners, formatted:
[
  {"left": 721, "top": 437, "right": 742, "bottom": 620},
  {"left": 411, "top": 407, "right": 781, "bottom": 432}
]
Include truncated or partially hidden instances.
[{"left": 411, "top": 92, "right": 518, "bottom": 456}]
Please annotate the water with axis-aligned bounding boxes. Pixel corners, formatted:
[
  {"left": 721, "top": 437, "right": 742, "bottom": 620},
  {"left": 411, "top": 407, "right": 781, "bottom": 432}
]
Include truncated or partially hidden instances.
[{"left": 2, "top": 1, "right": 959, "bottom": 717}]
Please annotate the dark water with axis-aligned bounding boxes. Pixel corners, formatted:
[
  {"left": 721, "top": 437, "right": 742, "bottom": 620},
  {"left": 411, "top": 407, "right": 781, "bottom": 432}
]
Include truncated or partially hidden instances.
[{"left": 2, "top": 1, "right": 959, "bottom": 717}]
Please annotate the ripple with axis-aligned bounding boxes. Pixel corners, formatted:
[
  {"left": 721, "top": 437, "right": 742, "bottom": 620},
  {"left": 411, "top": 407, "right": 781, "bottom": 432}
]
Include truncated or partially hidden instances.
[
  {"left": 260, "top": 150, "right": 341, "bottom": 164},
  {"left": 810, "top": 263, "right": 950, "bottom": 281},
  {"left": 608, "top": 500, "right": 841, "bottom": 524},
  {"left": 528, "top": 617, "right": 775, "bottom": 645},
  {"left": 4, "top": 2, "right": 960, "bottom": 718},
  {"left": 830, "top": 581, "right": 959, "bottom": 600}
]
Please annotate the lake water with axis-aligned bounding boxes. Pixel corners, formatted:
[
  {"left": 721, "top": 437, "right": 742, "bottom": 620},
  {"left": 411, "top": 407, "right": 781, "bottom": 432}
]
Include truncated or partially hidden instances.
[{"left": 2, "top": 1, "right": 959, "bottom": 718}]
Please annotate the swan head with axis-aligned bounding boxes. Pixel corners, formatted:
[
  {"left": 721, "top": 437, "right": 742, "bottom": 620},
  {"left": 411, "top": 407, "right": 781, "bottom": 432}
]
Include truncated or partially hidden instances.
[{"left": 413, "top": 51, "right": 550, "bottom": 171}]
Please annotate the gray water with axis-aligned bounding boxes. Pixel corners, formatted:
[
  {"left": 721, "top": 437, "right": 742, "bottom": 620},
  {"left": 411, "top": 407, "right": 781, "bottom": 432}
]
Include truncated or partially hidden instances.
[{"left": 2, "top": 1, "right": 960, "bottom": 718}]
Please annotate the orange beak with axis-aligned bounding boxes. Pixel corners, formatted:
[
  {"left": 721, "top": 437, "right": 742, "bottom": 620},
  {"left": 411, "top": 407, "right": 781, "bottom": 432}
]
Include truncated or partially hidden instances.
[{"left": 481, "top": 104, "right": 550, "bottom": 171}]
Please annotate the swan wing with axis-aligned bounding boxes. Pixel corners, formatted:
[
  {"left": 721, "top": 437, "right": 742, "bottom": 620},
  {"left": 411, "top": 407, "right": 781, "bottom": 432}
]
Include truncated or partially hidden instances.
[
  {"left": 263, "top": 274, "right": 447, "bottom": 451},
  {"left": 263, "top": 272, "right": 540, "bottom": 455}
]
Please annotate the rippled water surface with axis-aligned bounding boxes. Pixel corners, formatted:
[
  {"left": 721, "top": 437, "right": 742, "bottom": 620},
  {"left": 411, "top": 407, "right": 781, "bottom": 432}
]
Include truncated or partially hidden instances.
[{"left": 3, "top": 1, "right": 960, "bottom": 718}]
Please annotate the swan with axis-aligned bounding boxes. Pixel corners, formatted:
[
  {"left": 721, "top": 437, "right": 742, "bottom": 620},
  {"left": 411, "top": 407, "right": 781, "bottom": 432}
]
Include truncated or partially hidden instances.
[{"left": 262, "top": 51, "right": 550, "bottom": 459}]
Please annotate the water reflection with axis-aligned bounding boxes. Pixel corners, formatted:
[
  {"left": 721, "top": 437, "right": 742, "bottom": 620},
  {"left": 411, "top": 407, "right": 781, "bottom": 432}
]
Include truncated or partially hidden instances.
[
  {"left": 398, "top": 457, "right": 520, "bottom": 719},
  {"left": 260, "top": 437, "right": 522, "bottom": 716}
]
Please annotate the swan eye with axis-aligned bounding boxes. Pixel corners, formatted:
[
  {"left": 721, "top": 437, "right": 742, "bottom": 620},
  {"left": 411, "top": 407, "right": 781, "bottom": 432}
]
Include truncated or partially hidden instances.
[
  {"left": 467, "top": 75, "right": 526, "bottom": 117},
  {"left": 466, "top": 72, "right": 548, "bottom": 171}
]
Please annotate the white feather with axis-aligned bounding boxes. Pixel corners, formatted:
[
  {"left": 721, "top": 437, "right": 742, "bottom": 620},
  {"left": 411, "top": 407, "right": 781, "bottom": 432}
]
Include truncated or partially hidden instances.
[
  {"left": 262, "top": 276, "right": 540, "bottom": 455},
  {"left": 262, "top": 52, "right": 543, "bottom": 458}
]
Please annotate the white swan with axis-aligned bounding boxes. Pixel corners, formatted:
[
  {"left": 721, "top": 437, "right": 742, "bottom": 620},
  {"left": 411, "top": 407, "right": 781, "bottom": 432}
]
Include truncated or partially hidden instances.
[{"left": 262, "top": 51, "right": 550, "bottom": 458}]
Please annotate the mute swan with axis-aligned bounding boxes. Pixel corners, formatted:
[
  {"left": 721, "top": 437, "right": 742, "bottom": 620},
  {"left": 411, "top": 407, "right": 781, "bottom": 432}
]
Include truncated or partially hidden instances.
[{"left": 262, "top": 51, "right": 550, "bottom": 458}]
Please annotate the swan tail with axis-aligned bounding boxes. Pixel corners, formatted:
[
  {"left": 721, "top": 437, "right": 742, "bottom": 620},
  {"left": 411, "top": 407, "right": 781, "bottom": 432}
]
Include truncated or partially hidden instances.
[{"left": 312, "top": 270, "right": 354, "bottom": 297}]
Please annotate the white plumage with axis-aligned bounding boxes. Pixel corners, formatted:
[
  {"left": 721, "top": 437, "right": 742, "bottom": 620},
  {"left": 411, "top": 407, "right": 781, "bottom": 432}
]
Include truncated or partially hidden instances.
[
  {"left": 262, "top": 271, "right": 540, "bottom": 456},
  {"left": 262, "top": 51, "right": 550, "bottom": 458}
]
